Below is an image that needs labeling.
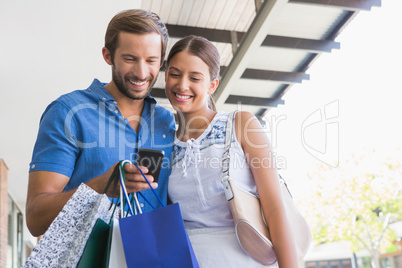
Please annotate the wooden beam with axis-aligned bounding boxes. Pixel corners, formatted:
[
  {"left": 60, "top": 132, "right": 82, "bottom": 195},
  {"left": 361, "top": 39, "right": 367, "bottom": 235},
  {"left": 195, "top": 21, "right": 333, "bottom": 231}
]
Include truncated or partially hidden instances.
[
  {"left": 262, "top": 35, "right": 340, "bottom": 53},
  {"left": 242, "top": 69, "right": 310, "bottom": 83},
  {"left": 167, "top": 24, "right": 339, "bottom": 53},
  {"left": 225, "top": 95, "right": 285, "bottom": 107},
  {"left": 149, "top": 88, "right": 167, "bottom": 98},
  {"left": 166, "top": 24, "right": 234, "bottom": 43},
  {"left": 214, "top": 0, "right": 288, "bottom": 107},
  {"left": 289, "top": 0, "right": 381, "bottom": 11}
]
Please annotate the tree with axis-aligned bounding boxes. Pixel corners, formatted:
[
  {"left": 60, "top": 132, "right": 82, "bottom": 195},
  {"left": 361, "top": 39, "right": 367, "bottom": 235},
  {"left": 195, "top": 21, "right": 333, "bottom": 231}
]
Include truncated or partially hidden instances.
[{"left": 300, "top": 149, "right": 402, "bottom": 268}]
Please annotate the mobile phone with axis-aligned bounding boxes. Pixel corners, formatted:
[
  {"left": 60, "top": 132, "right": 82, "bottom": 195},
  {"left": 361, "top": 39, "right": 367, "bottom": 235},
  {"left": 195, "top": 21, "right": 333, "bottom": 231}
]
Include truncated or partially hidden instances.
[{"left": 136, "top": 148, "right": 165, "bottom": 183}]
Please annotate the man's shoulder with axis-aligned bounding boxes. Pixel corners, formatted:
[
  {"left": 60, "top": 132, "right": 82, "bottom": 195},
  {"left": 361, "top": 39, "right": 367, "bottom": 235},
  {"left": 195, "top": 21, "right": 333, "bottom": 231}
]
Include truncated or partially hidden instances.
[
  {"left": 53, "top": 79, "right": 104, "bottom": 107},
  {"left": 55, "top": 88, "right": 94, "bottom": 105},
  {"left": 149, "top": 103, "right": 176, "bottom": 133},
  {"left": 149, "top": 101, "right": 174, "bottom": 121}
]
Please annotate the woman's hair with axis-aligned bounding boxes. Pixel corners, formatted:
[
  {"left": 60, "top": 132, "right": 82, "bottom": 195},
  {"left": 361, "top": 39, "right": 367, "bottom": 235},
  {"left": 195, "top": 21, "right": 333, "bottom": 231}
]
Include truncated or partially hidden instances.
[
  {"left": 105, "top": 9, "right": 168, "bottom": 65},
  {"left": 166, "top": 35, "right": 220, "bottom": 111}
]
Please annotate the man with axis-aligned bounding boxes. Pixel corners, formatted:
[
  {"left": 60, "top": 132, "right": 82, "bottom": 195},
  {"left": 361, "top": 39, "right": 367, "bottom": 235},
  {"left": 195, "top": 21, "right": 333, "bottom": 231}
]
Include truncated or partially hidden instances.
[{"left": 26, "top": 9, "right": 176, "bottom": 237}]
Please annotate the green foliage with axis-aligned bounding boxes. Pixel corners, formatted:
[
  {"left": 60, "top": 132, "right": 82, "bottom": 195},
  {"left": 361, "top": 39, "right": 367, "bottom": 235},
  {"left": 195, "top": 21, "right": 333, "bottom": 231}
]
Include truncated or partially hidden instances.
[{"left": 300, "top": 149, "right": 402, "bottom": 254}]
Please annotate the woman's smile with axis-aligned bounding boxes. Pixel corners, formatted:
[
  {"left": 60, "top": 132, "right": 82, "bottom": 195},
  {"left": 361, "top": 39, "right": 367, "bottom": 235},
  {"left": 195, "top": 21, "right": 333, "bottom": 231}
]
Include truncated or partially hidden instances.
[{"left": 174, "top": 92, "right": 192, "bottom": 102}]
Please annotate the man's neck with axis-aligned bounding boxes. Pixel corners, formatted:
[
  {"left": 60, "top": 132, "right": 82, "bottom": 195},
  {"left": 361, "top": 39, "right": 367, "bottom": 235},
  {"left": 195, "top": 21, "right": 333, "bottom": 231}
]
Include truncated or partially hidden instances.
[{"left": 105, "top": 82, "right": 145, "bottom": 132}]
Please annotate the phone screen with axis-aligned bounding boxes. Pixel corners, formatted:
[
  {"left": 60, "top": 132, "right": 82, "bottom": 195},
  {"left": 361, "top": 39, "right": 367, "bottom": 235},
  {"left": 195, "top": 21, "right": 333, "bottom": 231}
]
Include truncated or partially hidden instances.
[{"left": 136, "top": 148, "right": 165, "bottom": 183}]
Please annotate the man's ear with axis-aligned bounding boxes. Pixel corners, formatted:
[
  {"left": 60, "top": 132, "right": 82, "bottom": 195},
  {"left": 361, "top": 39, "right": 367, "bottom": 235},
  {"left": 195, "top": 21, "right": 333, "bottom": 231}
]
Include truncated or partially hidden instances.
[
  {"left": 102, "top": 47, "right": 112, "bottom": 66},
  {"left": 208, "top": 78, "right": 219, "bottom": 94}
]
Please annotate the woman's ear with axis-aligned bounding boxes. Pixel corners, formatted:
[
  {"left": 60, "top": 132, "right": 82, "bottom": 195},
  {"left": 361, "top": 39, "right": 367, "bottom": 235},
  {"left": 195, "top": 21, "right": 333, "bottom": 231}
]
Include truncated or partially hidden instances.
[{"left": 208, "top": 78, "right": 219, "bottom": 94}]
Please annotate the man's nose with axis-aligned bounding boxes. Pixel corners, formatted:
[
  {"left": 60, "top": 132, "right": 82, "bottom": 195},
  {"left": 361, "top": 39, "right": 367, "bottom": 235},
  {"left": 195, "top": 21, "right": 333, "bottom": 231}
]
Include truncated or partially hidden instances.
[{"left": 133, "top": 61, "right": 147, "bottom": 80}]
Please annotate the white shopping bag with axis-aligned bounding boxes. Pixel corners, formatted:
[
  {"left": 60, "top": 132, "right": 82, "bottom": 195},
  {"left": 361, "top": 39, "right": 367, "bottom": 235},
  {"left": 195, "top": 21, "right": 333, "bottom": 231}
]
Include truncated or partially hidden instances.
[{"left": 108, "top": 218, "right": 128, "bottom": 268}]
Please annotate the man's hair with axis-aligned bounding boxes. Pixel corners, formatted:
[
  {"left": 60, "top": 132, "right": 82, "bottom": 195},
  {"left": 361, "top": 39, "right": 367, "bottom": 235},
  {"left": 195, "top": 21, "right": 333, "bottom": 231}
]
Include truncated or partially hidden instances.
[{"left": 105, "top": 9, "right": 168, "bottom": 64}]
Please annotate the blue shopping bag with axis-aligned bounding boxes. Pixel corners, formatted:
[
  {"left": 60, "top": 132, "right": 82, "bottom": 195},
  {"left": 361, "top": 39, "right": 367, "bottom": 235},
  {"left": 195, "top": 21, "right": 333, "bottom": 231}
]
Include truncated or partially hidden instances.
[
  {"left": 119, "top": 203, "right": 198, "bottom": 267},
  {"left": 118, "top": 161, "right": 199, "bottom": 268}
]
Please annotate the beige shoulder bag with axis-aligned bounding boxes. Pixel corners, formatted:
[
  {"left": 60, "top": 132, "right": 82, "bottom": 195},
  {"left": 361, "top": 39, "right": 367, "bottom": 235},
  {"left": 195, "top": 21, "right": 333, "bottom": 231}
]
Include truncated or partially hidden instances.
[{"left": 221, "top": 111, "right": 312, "bottom": 265}]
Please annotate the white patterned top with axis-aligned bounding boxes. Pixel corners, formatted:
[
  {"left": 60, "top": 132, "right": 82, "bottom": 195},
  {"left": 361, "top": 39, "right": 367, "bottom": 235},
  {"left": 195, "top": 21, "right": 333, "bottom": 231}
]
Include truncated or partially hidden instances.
[{"left": 168, "top": 111, "right": 258, "bottom": 229}]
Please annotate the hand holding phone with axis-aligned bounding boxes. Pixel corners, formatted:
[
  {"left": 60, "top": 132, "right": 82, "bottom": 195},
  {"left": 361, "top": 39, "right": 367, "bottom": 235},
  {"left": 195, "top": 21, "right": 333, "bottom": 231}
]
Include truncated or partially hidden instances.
[{"left": 136, "top": 148, "right": 165, "bottom": 183}]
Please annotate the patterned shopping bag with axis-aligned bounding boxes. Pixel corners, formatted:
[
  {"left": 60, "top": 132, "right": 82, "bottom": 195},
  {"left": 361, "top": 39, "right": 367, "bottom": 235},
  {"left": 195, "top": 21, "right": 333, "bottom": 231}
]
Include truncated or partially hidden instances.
[{"left": 23, "top": 183, "right": 115, "bottom": 268}]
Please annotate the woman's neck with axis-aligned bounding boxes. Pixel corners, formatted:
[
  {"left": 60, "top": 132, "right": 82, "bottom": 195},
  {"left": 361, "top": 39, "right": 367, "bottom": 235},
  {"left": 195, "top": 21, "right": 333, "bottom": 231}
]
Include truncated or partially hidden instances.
[{"left": 176, "top": 109, "right": 217, "bottom": 141}]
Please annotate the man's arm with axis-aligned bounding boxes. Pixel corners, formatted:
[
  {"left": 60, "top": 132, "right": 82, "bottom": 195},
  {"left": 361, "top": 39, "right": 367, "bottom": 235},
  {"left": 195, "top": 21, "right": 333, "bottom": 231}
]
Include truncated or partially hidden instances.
[
  {"left": 26, "top": 171, "right": 74, "bottom": 237},
  {"left": 26, "top": 162, "right": 157, "bottom": 237}
]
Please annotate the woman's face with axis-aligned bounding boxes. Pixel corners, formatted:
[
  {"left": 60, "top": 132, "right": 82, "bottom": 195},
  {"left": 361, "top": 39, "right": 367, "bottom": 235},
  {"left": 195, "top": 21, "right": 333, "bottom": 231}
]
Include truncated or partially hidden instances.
[{"left": 165, "top": 51, "right": 218, "bottom": 115}]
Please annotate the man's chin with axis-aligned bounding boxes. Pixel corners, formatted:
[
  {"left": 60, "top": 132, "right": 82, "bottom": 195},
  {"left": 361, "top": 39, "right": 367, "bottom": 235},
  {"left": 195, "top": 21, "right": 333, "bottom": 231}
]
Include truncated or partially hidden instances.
[
  {"left": 122, "top": 85, "right": 151, "bottom": 100},
  {"left": 124, "top": 90, "right": 149, "bottom": 100}
]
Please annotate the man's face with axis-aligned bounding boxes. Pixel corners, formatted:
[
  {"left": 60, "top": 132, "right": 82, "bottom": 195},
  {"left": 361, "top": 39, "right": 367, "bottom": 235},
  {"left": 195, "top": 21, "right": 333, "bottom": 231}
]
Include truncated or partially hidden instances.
[{"left": 111, "top": 32, "right": 162, "bottom": 100}]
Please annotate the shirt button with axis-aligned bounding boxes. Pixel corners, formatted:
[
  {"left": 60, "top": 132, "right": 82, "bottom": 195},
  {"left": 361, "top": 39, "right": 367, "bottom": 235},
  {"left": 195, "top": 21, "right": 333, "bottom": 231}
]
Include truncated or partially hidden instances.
[
  {"left": 114, "top": 110, "right": 118, "bottom": 114},
  {"left": 31, "top": 164, "right": 35, "bottom": 169},
  {"left": 140, "top": 203, "right": 144, "bottom": 208},
  {"left": 102, "top": 97, "right": 106, "bottom": 100},
  {"left": 162, "top": 134, "right": 166, "bottom": 138}
]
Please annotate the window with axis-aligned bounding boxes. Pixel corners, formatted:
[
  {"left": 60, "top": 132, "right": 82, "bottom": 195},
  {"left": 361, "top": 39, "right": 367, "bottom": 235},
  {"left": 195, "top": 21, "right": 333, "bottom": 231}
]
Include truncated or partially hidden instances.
[
  {"left": 305, "top": 259, "right": 353, "bottom": 268},
  {"left": 341, "top": 259, "right": 352, "bottom": 268},
  {"left": 17, "top": 212, "right": 23, "bottom": 267},
  {"left": 7, "top": 195, "right": 24, "bottom": 268}
]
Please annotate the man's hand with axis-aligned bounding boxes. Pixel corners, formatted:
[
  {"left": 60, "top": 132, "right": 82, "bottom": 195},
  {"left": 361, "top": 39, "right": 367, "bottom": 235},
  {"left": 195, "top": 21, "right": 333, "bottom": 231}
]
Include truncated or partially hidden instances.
[
  {"left": 26, "top": 161, "right": 158, "bottom": 237},
  {"left": 93, "top": 162, "right": 158, "bottom": 197}
]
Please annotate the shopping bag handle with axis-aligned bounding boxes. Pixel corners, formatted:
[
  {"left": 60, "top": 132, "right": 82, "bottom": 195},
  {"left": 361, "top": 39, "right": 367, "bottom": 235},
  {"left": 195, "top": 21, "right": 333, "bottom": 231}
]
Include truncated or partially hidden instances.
[
  {"left": 133, "top": 161, "right": 165, "bottom": 208},
  {"left": 119, "top": 160, "right": 166, "bottom": 208},
  {"left": 103, "top": 161, "right": 137, "bottom": 217},
  {"left": 103, "top": 163, "right": 120, "bottom": 195},
  {"left": 119, "top": 160, "right": 135, "bottom": 216}
]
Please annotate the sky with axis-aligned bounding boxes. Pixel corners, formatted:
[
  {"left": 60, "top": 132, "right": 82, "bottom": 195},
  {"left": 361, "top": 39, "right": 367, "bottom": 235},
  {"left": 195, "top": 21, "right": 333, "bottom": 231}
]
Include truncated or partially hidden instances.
[{"left": 265, "top": 0, "right": 402, "bottom": 199}]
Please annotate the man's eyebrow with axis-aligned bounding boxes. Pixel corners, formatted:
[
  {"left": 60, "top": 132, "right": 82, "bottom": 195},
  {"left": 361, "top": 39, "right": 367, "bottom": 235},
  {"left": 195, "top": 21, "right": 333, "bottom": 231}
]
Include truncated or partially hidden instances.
[
  {"left": 121, "top": 54, "right": 137, "bottom": 58},
  {"left": 121, "top": 54, "right": 160, "bottom": 59}
]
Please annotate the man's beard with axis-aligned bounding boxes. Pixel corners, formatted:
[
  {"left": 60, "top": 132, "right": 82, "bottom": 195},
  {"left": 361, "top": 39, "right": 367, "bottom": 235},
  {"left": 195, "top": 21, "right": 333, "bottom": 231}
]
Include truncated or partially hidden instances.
[{"left": 112, "top": 66, "right": 157, "bottom": 100}]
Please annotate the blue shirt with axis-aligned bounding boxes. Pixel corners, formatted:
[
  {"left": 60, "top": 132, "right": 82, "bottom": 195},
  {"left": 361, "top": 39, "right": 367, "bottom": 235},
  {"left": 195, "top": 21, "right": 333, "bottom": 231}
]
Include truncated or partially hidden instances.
[{"left": 29, "top": 78, "right": 176, "bottom": 212}]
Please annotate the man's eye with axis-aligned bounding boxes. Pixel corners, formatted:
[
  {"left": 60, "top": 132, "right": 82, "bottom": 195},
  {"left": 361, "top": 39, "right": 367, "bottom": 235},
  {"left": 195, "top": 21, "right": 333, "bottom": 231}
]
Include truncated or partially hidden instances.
[{"left": 191, "top": 77, "right": 200, "bottom": 81}]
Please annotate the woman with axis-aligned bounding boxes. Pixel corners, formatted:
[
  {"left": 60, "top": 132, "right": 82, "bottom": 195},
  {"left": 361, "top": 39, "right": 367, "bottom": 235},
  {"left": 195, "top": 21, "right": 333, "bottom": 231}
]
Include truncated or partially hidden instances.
[{"left": 164, "top": 35, "right": 297, "bottom": 267}]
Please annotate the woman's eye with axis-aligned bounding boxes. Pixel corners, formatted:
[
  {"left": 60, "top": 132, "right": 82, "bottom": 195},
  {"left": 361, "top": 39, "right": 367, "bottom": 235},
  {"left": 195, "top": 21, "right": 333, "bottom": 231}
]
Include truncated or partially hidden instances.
[{"left": 169, "top": 73, "right": 180, "bottom": 78}]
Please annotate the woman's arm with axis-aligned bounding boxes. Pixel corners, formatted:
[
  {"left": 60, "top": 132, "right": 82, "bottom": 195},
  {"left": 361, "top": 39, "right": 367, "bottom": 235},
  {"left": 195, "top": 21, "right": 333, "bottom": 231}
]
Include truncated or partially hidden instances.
[{"left": 234, "top": 111, "right": 298, "bottom": 267}]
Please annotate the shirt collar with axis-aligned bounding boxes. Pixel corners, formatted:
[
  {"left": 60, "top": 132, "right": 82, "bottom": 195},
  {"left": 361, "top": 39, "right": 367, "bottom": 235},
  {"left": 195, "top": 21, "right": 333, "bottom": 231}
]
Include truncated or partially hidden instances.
[{"left": 89, "top": 78, "right": 115, "bottom": 103}]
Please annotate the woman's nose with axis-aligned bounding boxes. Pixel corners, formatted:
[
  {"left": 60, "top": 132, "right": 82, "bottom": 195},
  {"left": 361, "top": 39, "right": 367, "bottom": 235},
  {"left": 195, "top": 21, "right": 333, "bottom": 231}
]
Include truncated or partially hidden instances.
[{"left": 177, "top": 77, "right": 189, "bottom": 91}]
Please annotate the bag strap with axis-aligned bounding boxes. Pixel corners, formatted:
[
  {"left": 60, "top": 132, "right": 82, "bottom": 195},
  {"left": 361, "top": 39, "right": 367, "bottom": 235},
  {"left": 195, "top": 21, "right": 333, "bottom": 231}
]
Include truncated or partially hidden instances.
[
  {"left": 121, "top": 160, "right": 166, "bottom": 211},
  {"left": 119, "top": 161, "right": 135, "bottom": 216},
  {"left": 222, "top": 111, "right": 236, "bottom": 177},
  {"left": 221, "top": 111, "right": 236, "bottom": 201},
  {"left": 221, "top": 112, "right": 293, "bottom": 202}
]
